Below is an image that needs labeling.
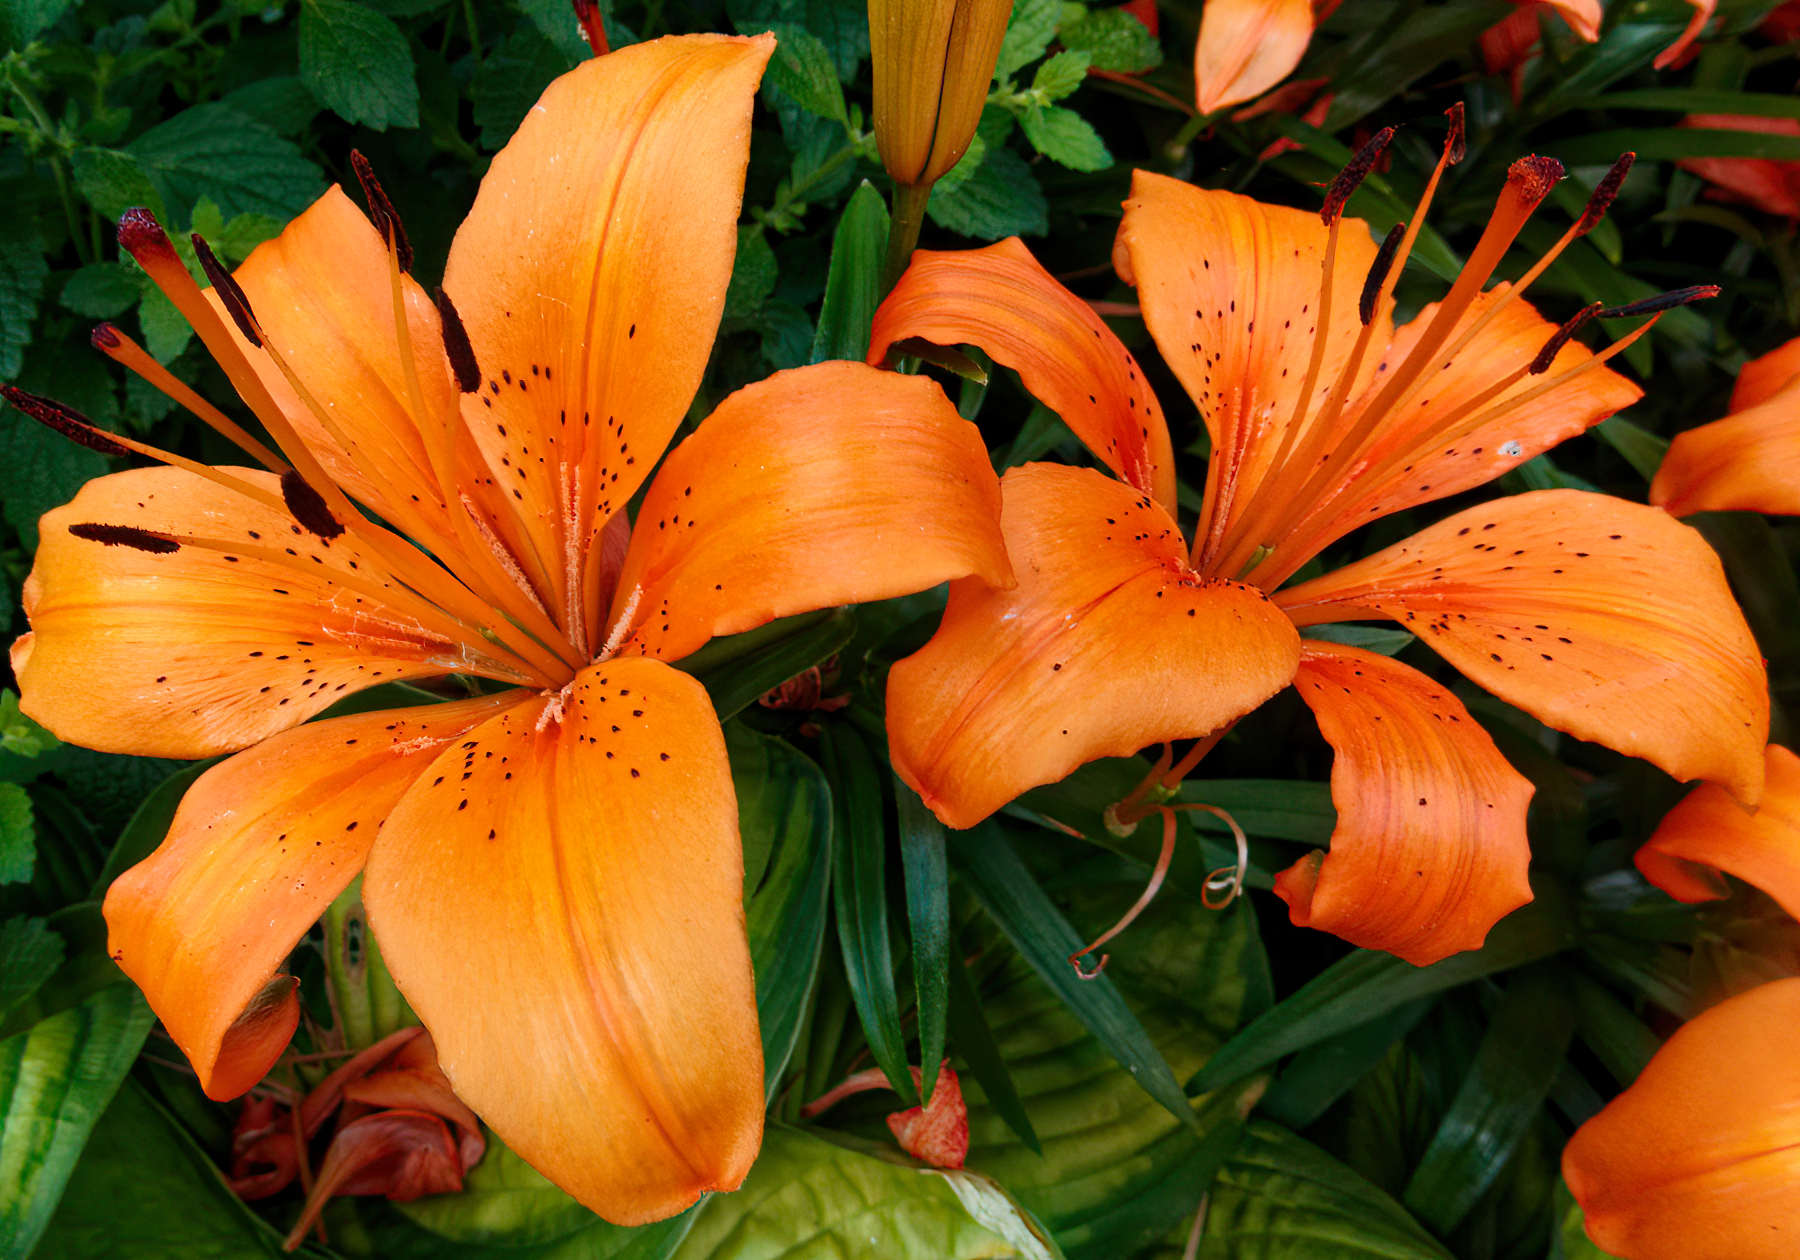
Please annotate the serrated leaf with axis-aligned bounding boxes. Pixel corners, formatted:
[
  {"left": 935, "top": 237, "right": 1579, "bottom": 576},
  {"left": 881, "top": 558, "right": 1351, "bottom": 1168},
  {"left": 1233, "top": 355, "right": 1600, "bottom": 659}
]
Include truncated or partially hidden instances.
[
  {"left": 221, "top": 76, "right": 322, "bottom": 136},
  {"left": 0, "top": 918, "right": 61, "bottom": 1020},
  {"left": 125, "top": 103, "right": 325, "bottom": 222},
  {"left": 932, "top": 132, "right": 987, "bottom": 198},
  {"left": 724, "top": 225, "right": 778, "bottom": 321},
  {"left": 472, "top": 28, "right": 577, "bottom": 150},
  {"left": 1, "top": 691, "right": 57, "bottom": 762},
  {"left": 0, "top": 233, "right": 48, "bottom": 380},
  {"left": 59, "top": 262, "right": 138, "bottom": 319},
  {"left": 0, "top": 986, "right": 156, "bottom": 1258},
  {"left": 299, "top": 0, "right": 420, "bottom": 131},
  {"left": 997, "top": 0, "right": 1060, "bottom": 80},
  {"left": 1031, "top": 49, "right": 1090, "bottom": 101},
  {"left": 811, "top": 180, "right": 887, "bottom": 363},
  {"left": 764, "top": 21, "right": 848, "bottom": 124},
  {"left": 0, "top": 0, "right": 73, "bottom": 46},
  {"left": 1019, "top": 104, "right": 1111, "bottom": 172},
  {"left": 0, "top": 398, "right": 108, "bottom": 550},
  {"left": 928, "top": 146, "right": 1048, "bottom": 240},
  {"left": 136, "top": 280, "right": 192, "bottom": 363},
  {"left": 1056, "top": 7, "right": 1160, "bottom": 74},
  {"left": 69, "top": 147, "right": 165, "bottom": 224},
  {"left": 0, "top": 782, "right": 32, "bottom": 884}
]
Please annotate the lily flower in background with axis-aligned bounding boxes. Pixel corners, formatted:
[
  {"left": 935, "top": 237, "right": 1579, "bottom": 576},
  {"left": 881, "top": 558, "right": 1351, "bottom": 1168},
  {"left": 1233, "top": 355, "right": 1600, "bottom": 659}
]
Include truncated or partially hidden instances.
[
  {"left": 875, "top": 114, "right": 1768, "bottom": 966},
  {"left": 1562, "top": 976, "right": 1800, "bottom": 1259},
  {"left": 8, "top": 33, "right": 1011, "bottom": 1224},
  {"left": 1479, "top": 0, "right": 1600, "bottom": 102},
  {"left": 1675, "top": 113, "right": 1800, "bottom": 219},
  {"left": 1652, "top": 333, "right": 1800, "bottom": 517}
]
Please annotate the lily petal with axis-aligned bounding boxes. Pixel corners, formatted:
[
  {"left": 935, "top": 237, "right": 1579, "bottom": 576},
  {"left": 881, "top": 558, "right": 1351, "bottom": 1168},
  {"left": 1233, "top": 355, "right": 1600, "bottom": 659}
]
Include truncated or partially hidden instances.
[
  {"left": 1636, "top": 744, "right": 1800, "bottom": 921},
  {"left": 15, "top": 466, "right": 474, "bottom": 758},
  {"left": 442, "top": 33, "right": 773, "bottom": 644},
  {"left": 103, "top": 694, "right": 519, "bottom": 1099},
  {"left": 1563, "top": 977, "right": 1800, "bottom": 1260},
  {"left": 1276, "top": 642, "right": 1535, "bottom": 965},
  {"left": 1277, "top": 490, "right": 1769, "bottom": 803},
  {"left": 1114, "top": 171, "right": 1384, "bottom": 560},
  {"left": 1654, "top": 0, "right": 1715, "bottom": 70},
  {"left": 611, "top": 361, "right": 1012, "bottom": 664},
  {"left": 887, "top": 463, "right": 1300, "bottom": 829},
  {"left": 869, "top": 238, "right": 1177, "bottom": 513},
  {"left": 363, "top": 660, "right": 763, "bottom": 1225},
  {"left": 1652, "top": 372, "right": 1800, "bottom": 517},
  {"left": 1731, "top": 333, "right": 1800, "bottom": 411},
  {"left": 1194, "top": 0, "right": 1316, "bottom": 116}
]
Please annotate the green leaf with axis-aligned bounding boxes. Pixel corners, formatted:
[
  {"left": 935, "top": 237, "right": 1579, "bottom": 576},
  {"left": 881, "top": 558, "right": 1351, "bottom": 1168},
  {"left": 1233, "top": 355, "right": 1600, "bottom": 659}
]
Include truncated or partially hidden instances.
[
  {"left": 137, "top": 282, "right": 193, "bottom": 363},
  {"left": 671, "top": 1124, "right": 1012, "bottom": 1259},
  {"left": 949, "top": 824, "right": 1197, "bottom": 1130},
  {"left": 0, "top": 918, "right": 62, "bottom": 1021},
  {"left": 724, "top": 225, "right": 778, "bottom": 320},
  {"left": 1056, "top": 7, "right": 1161, "bottom": 74},
  {"left": 125, "top": 103, "right": 326, "bottom": 222},
  {"left": 897, "top": 778, "right": 949, "bottom": 1103},
  {"left": 928, "top": 146, "right": 1048, "bottom": 240},
  {"left": 1594, "top": 415, "right": 1669, "bottom": 482},
  {"left": 1259, "top": 997, "right": 1434, "bottom": 1132},
  {"left": 0, "top": 781, "right": 32, "bottom": 884},
  {"left": 1568, "top": 968, "right": 1660, "bottom": 1087},
  {"left": 1318, "top": 0, "right": 1509, "bottom": 131},
  {"left": 1, "top": 691, "right": 58, "bottom": 761},
  {"left": 1302, "top": 624, "right": 1416, "bottom": 656},
  {"left": 1030, "top": 49, "right": 1090, "bottom": 102},
  {"left": 299, "top": 0, "right": 421, "bottom": 131},
  {"left": 1189, "top": 883, "right": 1580, "bottom": 1093},
  {"left": 0, "top": 398, "right": 108, "bottom": 551},
  {"left": 811, "top": 180, "right": 887, "bottom": 363},
  {"left": 675, "top": 607, "right": 857, "bottom": 721},
  {"left": 0, "top": 986, "right": 156, "bottom": 1258},
  {"left": 819, "top": 724, "right": 918, "bottom": 1107},
  {"left": 736, "top": 724, "right": 834, "bottom": 1099},
  {"left": 221, "top": 77, "right": 322, "bottom": 137},
  {"left": 398, "top": 1135, "right": 596, "bottom": 1245},
  {"left": 764, "top": 21, "right": 848, "bottom": 125},
  {"left": 59, "top": 262, "right": 139, "bottom": 319},
  {"left": 997, "top": 0, "right": 1060, "bottom": 80},
  {"left": 1588, "top": 87, "right": 1800, "bottom": 118},
  {"left": 945, "top": 945, "right": 1040, "bottom": 1152},
  {"left": 0, "top": 0, "right": 73, "bottom": 47},
  {"left": 1554, "top": 1176, "right": 1628, "bottom": 1260},
  {"left": 1401, "top": 964, "right": 1579, "bottom": 1233},
  {"left": 1198, "top": 1122, "right": 1454, "bottom": 1259},
  {"left": 1559, "top": 127, "right": 1800, "bottom": 164},
  {"left": 70, "top": 147, "right": 166, "bottom": 224},
  {"left": 0, "top": 233, "right": 48, "bottom": 380},
  {"left": 35, "top": 1076, "right": 289, "bottom": 1258},
  {"left": 1019, "top": 105, "right": 1111, "bottom": 172},
  {"left": 472, "top": 28, "right": 577, "bottom": 151}
]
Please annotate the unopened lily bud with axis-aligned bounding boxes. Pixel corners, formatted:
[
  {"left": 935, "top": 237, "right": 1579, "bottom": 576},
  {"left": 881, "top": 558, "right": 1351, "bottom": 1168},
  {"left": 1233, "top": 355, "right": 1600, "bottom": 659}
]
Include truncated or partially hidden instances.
[{"left": 870, "top": 0, "right": 1012, "bottom": 189}]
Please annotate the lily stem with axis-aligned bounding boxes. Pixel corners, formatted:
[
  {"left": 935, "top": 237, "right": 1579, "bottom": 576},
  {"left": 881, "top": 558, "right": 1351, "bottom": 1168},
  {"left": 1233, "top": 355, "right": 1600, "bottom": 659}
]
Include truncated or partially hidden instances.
[{"left": 882, "top": 181, "right": 931, "bottom": 295}]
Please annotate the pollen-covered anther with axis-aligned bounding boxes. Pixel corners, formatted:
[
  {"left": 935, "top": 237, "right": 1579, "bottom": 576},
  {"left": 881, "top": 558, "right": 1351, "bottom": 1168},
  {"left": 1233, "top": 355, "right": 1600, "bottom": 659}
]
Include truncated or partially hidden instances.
[
  {"left": 435, "top": 288, "right": 483, "bottom": 394},
  {"left": 281, "top": 469, "right": 345, "bottom": 540},
  {"left": 91, "top": 322, "right": 122, "bottom": 350},
  {"left": 1361, "top": 222, "right": 1406, "bottom": 326},
  {"left": 68, "top": 522, "right": 181, "bottom": 554},
  {"left": 1577, "top": 152, "right": 1635, "bottom": 236},
  {"left": 1321, "top": 126, "right": 1396, "bottom": 225},
  {"left": 1505, "top": 155, "right": 1566, "bottom": 209},
  {"left": 192, "top": 234, "right": 264, "bottom": 348},
  {"left": 115, "top": 207, "right": 180, "bottom": 264},
  {"left": 1443, "top": 101, "right": 1466, "bottom": 165},
  {"left": 350, "top": 150, "right": 414, "bottom": 274},
  {"left": 1529, "top": 302, "right": 1603, "bottom": 375},
  {"left": 1596, "top": 285, "right": 1722, "bottom": 320},
  {"left": 1, "top": 385, "right": 132, "bottom": 457}
]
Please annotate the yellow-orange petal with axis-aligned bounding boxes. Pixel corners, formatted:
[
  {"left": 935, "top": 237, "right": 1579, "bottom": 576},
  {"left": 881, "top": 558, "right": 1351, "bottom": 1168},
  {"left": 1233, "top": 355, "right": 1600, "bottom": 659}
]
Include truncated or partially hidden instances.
[
  {"left": 16, "top": 466, "right": 469, "bottom": 758},
  {"left": 886, "top": 463, "right": 1300, "bottom": 829},
  {"left": 1276, "top": 643, "right": 1535, "bottom": 965},
  {"left": 1113, "top": 170, "right": 1385, "bottom": 560},
  {"left": 1651, "top": 373, "right": 1800, "bottom": 517},
  {"left": 869, "top": 238, "right": 1177, "bottom": 514},
  {"left": 1563, "top": 976, "right": 1800, "bottom": 1260},
  {"left": 1636, "top": 745, "right": 1800, "bottom": 921},
  {"left": 1731, "top": 333, "right": 1800, "bottom": 411},
  {"left": 1277, "top": 490, "right": 1769, "bottom": 803},
  {"left": 1544, "top": 0, "right": 1602, "bottom": 41},
  {"left": 363, "top": 659, "right": 763, "bottom": 1226},
  {"left": 1194, "top": 0, "right": 1315, "bottom": 115},
  {"left": 1654, "top": 0, "right": 1715, "bottom": 70},
  {"left": 610, "top": 361, "right": 1012, "bottom": 665},
  {"left": 102, "top": 694, "right": 520, "bottom": 1099},
  {"left": 442, "top": 33, "right": 773, "bottom": 646}
]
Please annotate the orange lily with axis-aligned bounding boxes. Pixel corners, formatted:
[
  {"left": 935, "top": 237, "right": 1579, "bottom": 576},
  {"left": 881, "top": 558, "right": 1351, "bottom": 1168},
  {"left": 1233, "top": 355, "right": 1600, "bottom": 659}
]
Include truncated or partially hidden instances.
[
  {"left": 1675, "top": 112, "right": 1800, "bottom": 220},
  {"left": 875, "top": 118, "right": 1768, "bottom": 965},
  {"left": 1651, "top": 333, "right": 1800, "bottom": 516},
  {"left": 8, "top": 34, "right": 1011, "bottom": 1224},
  {"left": 1480, "top": 1, "right": 1601, "bottom": 102},
  {"left": 1562, "top": 976, "right": 1800, "bottom": 1260},
  {"left": 1636, "top": 743, "right": 1800, "bottom": 924}
]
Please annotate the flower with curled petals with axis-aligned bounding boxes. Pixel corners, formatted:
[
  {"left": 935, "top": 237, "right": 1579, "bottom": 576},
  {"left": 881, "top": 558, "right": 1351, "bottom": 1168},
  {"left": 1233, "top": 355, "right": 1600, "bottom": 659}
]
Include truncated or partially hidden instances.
[
  {"left": 1652, "top": 333, "right": 1800, "bottom": 517},
  {"left": 7, "top": 33, "right": 1010, "bottom": 1225},
  {"left": 875, "top": 115, "right": 1767, "bottom": 967}
]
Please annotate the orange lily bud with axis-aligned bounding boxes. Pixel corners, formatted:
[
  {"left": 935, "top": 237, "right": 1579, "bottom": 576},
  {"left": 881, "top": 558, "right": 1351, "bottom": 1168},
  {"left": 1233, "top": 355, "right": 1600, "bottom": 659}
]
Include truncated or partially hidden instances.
[
  {"left": 870, "top": 0, "right": 1011, "bottom": 188},
  {"left": 799, "top": 1060, "right": 969, "bottom": 1168}
]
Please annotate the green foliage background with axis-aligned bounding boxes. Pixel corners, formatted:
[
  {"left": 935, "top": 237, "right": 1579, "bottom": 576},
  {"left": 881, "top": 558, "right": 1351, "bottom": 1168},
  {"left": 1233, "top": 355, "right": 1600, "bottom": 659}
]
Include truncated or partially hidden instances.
[{"left": 3, "top": 0, "right": 1800, "bottom": 1256}]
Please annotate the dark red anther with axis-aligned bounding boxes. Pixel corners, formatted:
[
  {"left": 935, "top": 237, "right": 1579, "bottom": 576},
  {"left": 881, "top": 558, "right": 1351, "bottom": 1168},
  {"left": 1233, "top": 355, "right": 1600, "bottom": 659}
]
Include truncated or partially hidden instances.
[
  {"left": 1506, "top": 155, "right": 1565, "bottom": 207},
  {"left": 281, "top": 469, "right": 344, "bottom": 540},
  {"left": 116, "top": 207, "right": 179, "bottom": 264},
  {"left": 91, "top": 323, "right": 122, "bottom": 350},
  {"left": 1, "top": 385, "right": 132, "bottom": 457},
  {"left": 1443, "top": 102, "right": 1466, "bottom": 165},
  {"left": 572, "top": 0, "right": 609, "bottom": 55},
  {"left": 1577, "top": 153, "right": 1635, "bottom": 237},
  {"left": 350, "top": 151, "right": 414, "bottom": 274},
  {"left": 1596, "top": 285, "right": 1721, "bottom": 320},
  {"left": 1322, "top": 126, "right": 1396, "bottom": 225},
  {"left": 434, "top": 287, "right": 482, "bottom": 394},
  {"left": 192, "top": 235, "right": 263, "bottom": 348},
  {"left": 1360, "top": 221, "right": 1406, "bottom": 326},
  {"left": 69, "top": 523, "right": 180, "bottom": 553},
  {"left": 1529, "top": 302, "right": 1602, "bottom": 375}
]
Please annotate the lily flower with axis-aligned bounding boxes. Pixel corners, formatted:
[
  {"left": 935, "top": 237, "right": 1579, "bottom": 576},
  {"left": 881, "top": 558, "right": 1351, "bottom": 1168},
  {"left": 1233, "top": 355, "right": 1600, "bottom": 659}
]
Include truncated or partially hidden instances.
[
  {"left": 1562, "top": 976, "right": 1800, "bottom": 1259},
  {"left": 1651, "top": 333, "right": 1800, "bottom": 517},
  {"left": 800, "top": 1061, "right": 970, "bottom": 1168},
  {"left": 1674, "top": 113, "right": 1800, "bottom": 220},
  {"left": 8, "top": 34, "right": 1011, "bottom": 1224},
  {"left": 1479, "top": 1, "right": 1601, "bottom": 102},
  {"left": 875, "top": 116, "right": 1768, "bottom": 965}
]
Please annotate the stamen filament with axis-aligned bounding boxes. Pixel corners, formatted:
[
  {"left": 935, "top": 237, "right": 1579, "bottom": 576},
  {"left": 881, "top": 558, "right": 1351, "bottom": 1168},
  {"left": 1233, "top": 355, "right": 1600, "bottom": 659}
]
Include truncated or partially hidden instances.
[{"left": 91, "top": 324, "right": 288, "bottom": 471}]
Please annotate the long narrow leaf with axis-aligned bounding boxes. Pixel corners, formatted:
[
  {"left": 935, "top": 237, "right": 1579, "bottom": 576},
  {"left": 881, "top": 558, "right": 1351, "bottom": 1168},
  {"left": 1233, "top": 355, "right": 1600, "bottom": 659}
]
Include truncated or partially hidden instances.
[
  {"left": 1259, "top": 995, "right": 1436, "bottom": 1131},
  {"left": 896, "top": 777, "right": 949, "bottom": 1105},
  {"left": 949, "top": 823, "right": 1197, "bottom": 1129},
  {"left": 945, "top": 946, "right": 1041, "bottom": 1153},
  {"left": 811, "top": 180, "right": 889, "bottom": 363}
]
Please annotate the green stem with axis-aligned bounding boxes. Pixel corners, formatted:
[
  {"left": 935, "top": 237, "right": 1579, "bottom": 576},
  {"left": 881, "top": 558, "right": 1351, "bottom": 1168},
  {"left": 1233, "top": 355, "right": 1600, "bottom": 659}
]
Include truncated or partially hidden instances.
[
  {"left": 463, "top": 0, "right": 483, "bottom": 68},
  {"left": 882, "top": 181, "right": 930, "bottom": 294}
]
